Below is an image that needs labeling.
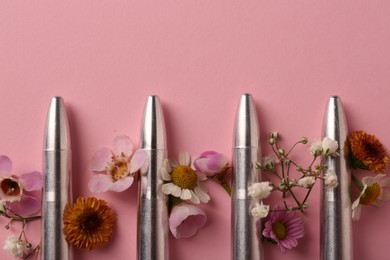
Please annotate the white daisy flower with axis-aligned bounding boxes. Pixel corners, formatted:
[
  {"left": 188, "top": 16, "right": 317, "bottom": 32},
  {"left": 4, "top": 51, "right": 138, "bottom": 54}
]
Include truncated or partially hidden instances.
[
  {"left": 161, "top": 152, "right": 210, "bottom": 204},
  {"left": 352, "top": 174, "right": 390, "bottom": 220}
]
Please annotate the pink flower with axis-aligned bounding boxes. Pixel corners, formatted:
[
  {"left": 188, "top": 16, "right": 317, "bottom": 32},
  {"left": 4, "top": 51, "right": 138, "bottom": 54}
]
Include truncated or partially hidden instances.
[
  {"left": 88, "top": 135, "right": 148, "bottom": 193},
  {"left": 262, "top": 205, "right": 304, "bottom": 252},
  {"left": 169, "top": 203, "right": 207, "bottom": 239},
  {"left": 0, "top": 155, "right": 43, "bottom": 216},
  {"left": 193, "top": 151, "right": 228, "bottom": 176}
]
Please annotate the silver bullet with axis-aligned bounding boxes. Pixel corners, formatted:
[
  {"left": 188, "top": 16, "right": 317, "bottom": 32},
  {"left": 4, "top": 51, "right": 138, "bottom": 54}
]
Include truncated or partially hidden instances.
[
  {"left": 232, "top": 94, "right": 262, "bottom": 260},
  {"left": 137, "top": 96, "right": 169, "bottom": 260},
  {"left": 42, "top": 97, "right": 72, "bottom": 260},
  {"left": 320, "top": 96, "right": 352, "bottom": 260}
]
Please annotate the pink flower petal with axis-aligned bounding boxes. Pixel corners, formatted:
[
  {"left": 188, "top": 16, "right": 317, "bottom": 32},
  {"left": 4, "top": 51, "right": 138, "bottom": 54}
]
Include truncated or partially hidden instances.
[
  {"left": 0, "top": 155, "right": 12, "bottom": 175},
  {"left": 169, "top": 203, "right": 207, "bottom": 239},
  {"left": 112, "top": 135, "right": 133, "bottom": 157},
  {"left": 129, "top": 150, "right": 148, "bottom": 173},
  {"left": 109, "top": 176, "right": 134, "bottom": 192},
  {"left": 88, "top": 174, "right": 113, "bottom": 193},
  {"left": 90, "top": 147, "right": 112, "bottom": 172},
  {"left": 19, "top": 171, "right": 43, "bottom": 191},
  {"left": 7, "top": 195, "right": 41, "bottom": 216}
]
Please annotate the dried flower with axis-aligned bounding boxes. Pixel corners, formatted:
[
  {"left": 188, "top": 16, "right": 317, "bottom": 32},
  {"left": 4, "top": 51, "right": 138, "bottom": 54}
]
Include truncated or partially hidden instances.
[
  {"left": 262, "top": 206, "right": 304, "bottom": 252},
  {"left": 348, "top": 131, "right": 389, "bottom": 173},
  {"left": 248, "top": 182, "right": 273, "bottom": 200},
  {"left": 0, "top": 155, "right": 42, "bottom": 216},
  {"left": 324, "top": 169, "right": 338, "bottom": 188},
  {"left": 161, "top": 152, "right": 210, "bottom": 204},
  {"left": 63, "top": 197, "right": 116, "bottom": 251},
  {"left": 88, "top": 135, "right": 148, "bottom": 193},
  {"left": 352, "top": 174, "right": 390, "bottom": 220},
  {"left": 169, "top": 203, "right": 207, "bottom": 239},
  {"left": 251, "top": 202, "right": 269, "bottom": 218},
  {"left": 193, "top": 151, "right": 228, "bottom": 177},
  {"left": 3, "top": 235, "right": 30, "bottom": 258}
]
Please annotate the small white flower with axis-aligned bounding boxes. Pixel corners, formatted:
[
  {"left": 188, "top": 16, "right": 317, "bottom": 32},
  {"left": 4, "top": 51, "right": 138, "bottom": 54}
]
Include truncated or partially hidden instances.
[
  {"left": 297, "top": 176, "right": 315, "bottom": 188},
  {"left": 309, "top": 140, "right": 323, "bottom": 156},
  {"left": 261, "top": 156, "right": 280, "bottom": 171},
  {"left": 352, "top": 174, "right": 390, "bottom": 220},
  {"left": 324, "top": 169, "right": 338, "bottom": 188},
  {"left": 248, "top": 182, "right": 273, "bottom": 200},
  {"left": 322, "top": 137, "right": 338, "bottom": 157},
  {"left": 251, "top": 202, "right": 269, "bottom": 218},
  {"left": 3, "top": 236, "right": 28, "bottom": 258}
]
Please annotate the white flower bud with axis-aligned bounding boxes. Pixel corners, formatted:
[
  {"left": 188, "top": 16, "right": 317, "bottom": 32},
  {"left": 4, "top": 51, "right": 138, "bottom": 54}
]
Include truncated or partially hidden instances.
[
  {"left": 297, "top": 176, "right": 316, "bottom": 188},
  {"left": 324, "top": 169, "right": 338, "bottom": 188},
  {"left": 251, "top": 202, "right": 269, "bottom": 218}
]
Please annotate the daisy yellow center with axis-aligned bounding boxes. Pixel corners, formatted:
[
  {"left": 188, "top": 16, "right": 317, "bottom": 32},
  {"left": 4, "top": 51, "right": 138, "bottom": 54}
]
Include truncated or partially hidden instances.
[
  {"left": 171, "top": 165, "right": 197, "bottom": 190},
  {"left": 272, "top": 222, "right": 287, "bottom": 240},
  {"left": 0, "top": 178, "right": 21, "bottom": 196},
  {"left": 360, "top": 183, "right": 381, "bottom": 205},
  {"left": 109, "top": 154, "right": 129, "bottom": 181}
]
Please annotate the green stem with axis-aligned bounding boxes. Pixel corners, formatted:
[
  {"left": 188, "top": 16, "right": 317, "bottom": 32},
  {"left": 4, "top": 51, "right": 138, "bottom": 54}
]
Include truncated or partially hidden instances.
[
  {"left": 352, "top": 174, "right": 364, "bottom": 191},
  {"left": 221, "top": 180, "right": 232, "bottom": 196}
]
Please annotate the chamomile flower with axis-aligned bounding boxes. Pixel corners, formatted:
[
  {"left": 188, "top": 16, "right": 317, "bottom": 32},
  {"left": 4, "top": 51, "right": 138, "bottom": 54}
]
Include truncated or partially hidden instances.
[
  {"left": 352, "top": 174, "right": 390, "bottom": 220},
  {"left": 161, "top": 152, "right": 210, "bottom": 204}
]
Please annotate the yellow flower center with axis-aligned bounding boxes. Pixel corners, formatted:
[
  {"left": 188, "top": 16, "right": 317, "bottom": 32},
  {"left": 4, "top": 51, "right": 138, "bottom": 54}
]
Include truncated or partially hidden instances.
[
  {"left": 272, "top": 221, "right": 287, "bottom": 240},
  {"left": 360, "top": 183, "right": 381, "bottom": 205},
  {"left": 171, "top": 165, "right": 197, "bottom": 190},
  {"left": 108, "top": 154, "right": 129, "bottom": 181}
]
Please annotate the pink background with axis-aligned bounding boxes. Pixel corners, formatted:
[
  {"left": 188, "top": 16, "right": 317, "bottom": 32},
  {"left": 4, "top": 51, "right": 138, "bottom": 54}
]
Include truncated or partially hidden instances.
[{"left": 1, "top": 1, "right": 390, "bottom": 259}]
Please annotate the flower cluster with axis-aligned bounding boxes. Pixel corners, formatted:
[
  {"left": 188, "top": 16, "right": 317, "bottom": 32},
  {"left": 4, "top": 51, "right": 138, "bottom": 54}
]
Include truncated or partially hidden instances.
[
  {"left": 0, "top": 155, "right": 42, "bottom": 259},
  {"left": 247, "top": 132, "right": 339, "bottom": 252},
  {"left": 348, "top": 131, "right": 390, "bottom": 220},
  {"left": 163, "top": 151, "right": 229, "bottom": 238}
]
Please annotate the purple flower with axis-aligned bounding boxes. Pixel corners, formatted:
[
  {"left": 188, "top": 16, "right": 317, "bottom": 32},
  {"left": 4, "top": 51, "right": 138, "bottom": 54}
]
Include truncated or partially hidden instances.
[
  {"left": 0, "top": 155, "right": 43, "bottom": 216},
  {"left": 262, "top": 206, "right": 304, "bottom": 252},
  {"left": 169, "top": 203, "right": 207, "bottom": 239},
  {"left": 193, "top": 151, "right": 228, "bottom": 176},
  {"left": 88, "top": 135, "right": 148, "bottom": 193}
]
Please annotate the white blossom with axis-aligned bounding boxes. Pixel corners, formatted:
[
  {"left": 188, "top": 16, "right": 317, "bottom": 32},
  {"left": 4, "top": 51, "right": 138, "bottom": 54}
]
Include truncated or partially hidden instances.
[
  {"left": 324, "top": 169, "right": 338, "bottom": 188},
  {"left": 297, "top": 176, "right": 315, "bottom": 188},
  {"left": 248, "top": 182, "right": 273, "bottom": 200},
  {"left": 251, "top": 202, "right": 269, "bottom": 218},
  {"left": 3, "top": 236, "right": 27, "bottom": 258},
  {"left": 309, "top": 140, "right": 323, "bottom": 156},
  {"left": 322, "top": 137, "right": 339, "bottom": 157}
]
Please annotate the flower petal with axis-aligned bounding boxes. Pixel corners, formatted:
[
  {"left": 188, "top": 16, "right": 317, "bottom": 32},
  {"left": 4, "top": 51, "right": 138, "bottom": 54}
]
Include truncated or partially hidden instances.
[
  {"left": 110, "top": 176, "right": 134, "bottom": 192},
  {"left": 169, "top": 203, "right": 207, "bottom": 239},
  {"left": 162, "top": 183, "right": 181, "bottom": 197},
  {"left": 180, "top": 189, "right": 192, "bottom": 200},
  {"left": 194, "top": 186, "right": 210, "bottom": 203},
  {"left": 88, "top": 174, "right": 113, "bottom": 193},
  {"left": 7, "top": 195, "right": 41, "bottom": 216},
  {"left": 179, "top": 152, "right": 191, "bottom": 166},
  {"left": 161, "top": 166, "right": 172, "bottom": 181},
  {"left": 19, "top": 171, "right": 43, "bottom": 191},
  {"left": 112, "top": 135, "right": 133, "bottom": 157},
  {"left": 0, "top": 155, "right": 12, "bottom": 175},
  {"left": 130, "top": 150, "right": 148, "bottom": 173},
  {"left": 90, "top": 147, "right": 112, "bottom": 172}
]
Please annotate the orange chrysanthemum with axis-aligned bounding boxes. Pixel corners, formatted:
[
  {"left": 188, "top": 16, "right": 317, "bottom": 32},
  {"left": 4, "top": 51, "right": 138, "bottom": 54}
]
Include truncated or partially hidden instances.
[
  {"left": 63, "top": 197, "right": 116, "bottom": 251},
  {"left": 348, "top": 131, "right": 389, "bottom": 173}
]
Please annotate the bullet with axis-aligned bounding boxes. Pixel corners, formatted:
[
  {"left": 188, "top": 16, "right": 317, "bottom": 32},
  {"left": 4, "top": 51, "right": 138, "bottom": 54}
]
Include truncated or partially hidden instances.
[
  {"left": 320, "top": 96, "right": 352, "bottom": 260},
  {"left": 232, "top": 94, "right": 262, "bottom": 260},
  {"left": 42, "top": 97, "right": 72, "bottom": 260},
  {"left": 137, "top": 96, "right": 169, "bottom": 260}
]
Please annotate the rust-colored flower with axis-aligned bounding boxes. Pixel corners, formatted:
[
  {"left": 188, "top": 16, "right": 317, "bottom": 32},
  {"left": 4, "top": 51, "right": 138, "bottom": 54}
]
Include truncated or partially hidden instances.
[
  {"left": 63, "top": 197, "right": 116, "bottom": 251},
  {"left": 348, "top": 131, "right": 389, "bottom": 173}
]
